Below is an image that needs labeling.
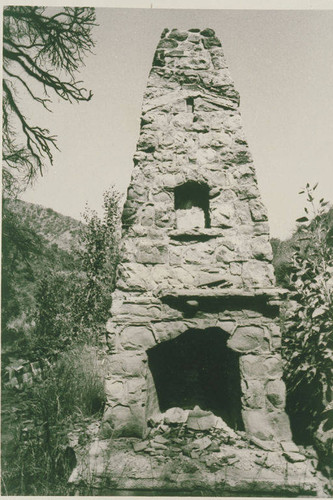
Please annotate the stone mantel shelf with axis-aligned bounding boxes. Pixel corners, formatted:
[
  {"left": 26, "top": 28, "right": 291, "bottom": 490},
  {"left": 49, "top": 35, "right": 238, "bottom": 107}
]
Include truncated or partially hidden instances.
[
  {"left": 168, "top": 228, "right": 232, "bottom": 240},
  {"left": 157, "top": 287, "right": 289, "bottom": 301}
]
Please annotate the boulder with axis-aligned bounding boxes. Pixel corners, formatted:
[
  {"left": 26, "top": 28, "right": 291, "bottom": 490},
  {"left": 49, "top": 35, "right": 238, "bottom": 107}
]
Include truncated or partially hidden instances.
[
  {"left": 187, "top": 406, "right": 216, "bottom": 431},
  {"left": 164, "top": 407, "right": 189, "bottom": 424}
]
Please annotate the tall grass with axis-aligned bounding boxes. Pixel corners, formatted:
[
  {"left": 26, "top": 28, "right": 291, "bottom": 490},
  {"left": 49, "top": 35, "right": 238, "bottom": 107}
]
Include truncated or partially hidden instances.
[{"left": 2, "top": 345, "right": 106, "bottom": 495}]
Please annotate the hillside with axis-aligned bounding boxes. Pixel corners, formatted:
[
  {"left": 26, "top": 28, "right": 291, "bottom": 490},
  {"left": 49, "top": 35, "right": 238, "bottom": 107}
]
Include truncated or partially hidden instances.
[
  {"left": 2, "top": 198, "right": 85, "bottom": 361},
  {"left": 6, "top": 198, "right": 83, "bottom": 253}
]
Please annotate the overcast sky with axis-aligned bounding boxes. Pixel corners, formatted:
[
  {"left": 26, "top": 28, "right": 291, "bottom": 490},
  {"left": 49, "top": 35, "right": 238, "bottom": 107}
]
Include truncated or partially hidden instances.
[{"left": 21, "top": 6, "right": 333, "bottom": 239}]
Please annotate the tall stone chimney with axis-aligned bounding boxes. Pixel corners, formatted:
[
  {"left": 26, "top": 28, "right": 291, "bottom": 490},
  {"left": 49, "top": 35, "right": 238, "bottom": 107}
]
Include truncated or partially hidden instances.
[{"left": 102, "top": 28, "right": 292, "bottom": 443}]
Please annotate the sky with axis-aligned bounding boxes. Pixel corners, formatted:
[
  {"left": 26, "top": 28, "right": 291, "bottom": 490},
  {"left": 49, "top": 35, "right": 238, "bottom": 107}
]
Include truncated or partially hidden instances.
[{"left": 20, "top": 5, "right": 333, "bottom": 239}]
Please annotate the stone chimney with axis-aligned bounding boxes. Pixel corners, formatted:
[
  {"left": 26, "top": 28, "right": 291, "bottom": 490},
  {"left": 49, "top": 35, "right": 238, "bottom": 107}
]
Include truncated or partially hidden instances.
[{"left": 102, "top": 28, "right": 292, "bottom": 443}]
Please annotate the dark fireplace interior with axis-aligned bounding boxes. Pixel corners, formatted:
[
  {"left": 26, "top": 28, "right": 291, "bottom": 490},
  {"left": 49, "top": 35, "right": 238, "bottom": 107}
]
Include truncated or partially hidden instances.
[{"left": 147, "top": 327, "right": 244, "bottom": 431}]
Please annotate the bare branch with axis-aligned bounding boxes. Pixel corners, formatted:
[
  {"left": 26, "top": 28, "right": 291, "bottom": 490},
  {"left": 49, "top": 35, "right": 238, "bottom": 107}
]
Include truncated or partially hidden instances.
[
  {"left": 2, "top": 6, "right": 97, "bottom": 195},
  {"left": 3, "top": 67, "right": 53, "bottom": 111}
]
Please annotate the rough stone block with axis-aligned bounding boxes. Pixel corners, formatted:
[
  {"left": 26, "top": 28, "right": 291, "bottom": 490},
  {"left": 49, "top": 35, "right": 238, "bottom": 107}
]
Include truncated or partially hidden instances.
[
  {"left": 242, "top": 379, "right": 266, "bottom": 409},
  {"left": 98, "top": 421, "right": 113, "bottom": 439},
  {"left": 169, "top": 246, "right": 183, "bottom": 265},
  {"left": 227, "top": 325, "right": 269, "bottom": 353},
  {"left": 242, "top": 260, "right": 275, "bottom": 288},
  {"left": 268, "top": 411, "right": 292, "bottom": 441},
  {"left": 104, "top": 379, "right": 126, "bottom": 402},
  {"left": 215, "top": 245, "right": 235, "bottom": 263},
  {"left": 107, "top": 353, "right": 147, "bottom": 377},
  {"left": 249, "top": 199, "right": 268, "bottom": 221},
  {"left": 202, "top": 36, "right": 222, "bottom": 49},
  {"left": 158, "top": 38, "right": 178, "bottom": 49},
  {"left": 155, "top": 209, "right": 175, "bottom": 228},
  {"left": 164, "top": 407, "right": 189, "bottom": 424},
  {"left": 103, "top": 404, "right": 146, "bottom": 437},
  {"left": 120, "top": 326, "right": 156, "bottom": 351},
  {"left": 139, "top": 206, "right": 155, "bottom": 226},
  {"left": 168, "top": 29, "right": 188, "bottom": 41},
  {"left": 240, "top": 354, "right": 283, "bottom": 380},
  {"left": 230, "top": 262, "right": 242, "bottom": 275},
  {"left": 242, "top": 410, "right": 275, "bottom": 440},
  {"left": 251, "top": 236, "right": 273, "bottom": 261},
  {"left": 215, "top": 320, "right": 236, "bottom": 335},
  {"left": 187, "top": 33, "right": 201, "bottom": 44},
  {"left": 116, "top": 263, "right": 150, "bottom": 292},
  {"left": 200, "top": 28, "right": 215, "bottom": 37},
  {"left": 153, "top": 321, "right": 187, "bottom": 343},
  {"left": 266, "top": 379, "right": 286, "bottom": 409},
  {"left": 137, "top": 242, "right": 167, "bottom": 264},
  {"left": 114, "top": 302, "right": 161, "bottom": 322}
]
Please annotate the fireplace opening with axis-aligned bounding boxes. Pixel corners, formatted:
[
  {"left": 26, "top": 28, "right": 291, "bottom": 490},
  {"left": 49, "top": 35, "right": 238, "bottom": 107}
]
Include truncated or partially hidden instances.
[
  {"left": 147, "top": 327, "right": 244, "bottom": 430},
  {"left": 174, "top": 181, "right": 210, "bottom": 230}
]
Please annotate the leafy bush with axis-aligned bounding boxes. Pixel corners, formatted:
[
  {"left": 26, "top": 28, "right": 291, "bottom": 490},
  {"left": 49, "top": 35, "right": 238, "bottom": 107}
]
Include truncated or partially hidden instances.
[
  {"left": 1, "top": 345, "right": 106, "bottom": 495},
  {"left": 282, "top": 184, "right": 333, "bottom": 463},
  {"left": 30, "top": 187, "right": 121, "bottom": 359},
  {"left": 79, "top": 188, "right": 121, "bottom": 324}
]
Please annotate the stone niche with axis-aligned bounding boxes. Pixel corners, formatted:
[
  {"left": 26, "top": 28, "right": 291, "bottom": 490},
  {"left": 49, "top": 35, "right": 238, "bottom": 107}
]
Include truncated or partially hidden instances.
[{"left": 102, "top": 28, "right": 292, "bottom": 444}]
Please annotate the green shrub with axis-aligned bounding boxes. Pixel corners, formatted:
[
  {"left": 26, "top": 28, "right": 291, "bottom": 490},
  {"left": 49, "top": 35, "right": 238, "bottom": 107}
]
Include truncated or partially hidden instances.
[{"left": 282, "top": 184, "right": 333, "bottom": 465}]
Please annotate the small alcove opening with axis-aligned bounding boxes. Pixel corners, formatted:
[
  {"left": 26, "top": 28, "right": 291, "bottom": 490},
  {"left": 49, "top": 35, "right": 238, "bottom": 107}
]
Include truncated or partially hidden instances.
[
  {"left": 147, "top": 327, "right": 244, "bottom": 431},
  {"left": 186, "top": 96, "right": 195, "bottom": 113},
  {"left": 174, "top": 181, "right": 210, "bottom": 230}
]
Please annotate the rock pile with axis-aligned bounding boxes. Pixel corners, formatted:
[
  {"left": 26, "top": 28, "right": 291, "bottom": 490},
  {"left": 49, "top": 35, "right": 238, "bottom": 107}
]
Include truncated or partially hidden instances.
[
  {"left": 130, "top": 406, "right": 318, "bottom": 473},
  {"left": 69, "top": 406, "right": 326, "bottom": 496},
  {"left": 132, "top": 406, "right": 256, "bottom": 469}
]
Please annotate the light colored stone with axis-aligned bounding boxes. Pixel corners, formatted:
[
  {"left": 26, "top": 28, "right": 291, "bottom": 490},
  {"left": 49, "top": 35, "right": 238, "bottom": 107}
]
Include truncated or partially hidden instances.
[
  {"left": 152, "top": 435, "right": 168, "bottom": 445},
  {"left": 242, "top": 379, "right": 266, "bottom": 409},
  {"left": 107, "top": 353, "right": 146, "bottom": 377},
  {"left": 214, "top": 417, "right": 238, "bottom": 439},
  {"left": 120, "top": 326, "right": 156, "bottom": 351},
  {"left": 164, "top": 407, "right": 189, "bottom": 424},
  {"left": 250, "top": 436, "right": 279, "bottom": 451},
  {"left": 242, "top": 410, "right": 274, "bottom": 440},
  {"left": 187, "top": 406, "right": 216, "bottom": 430},
  {"left": 192, "top": 436, "right": 212, "bottom": 450},
  {"left": 228, "top": 325, "right": 269, "bottom": 353},
  {"left": 240, "top": 354, "right": 283, "bottom": 380},
  {"left": 281, "top": 441, "right": 300, "bottom": 453},
  {"left": 283, "top": 452, "right": 306, "bottom": 463},
  {"left": 103, "top": 403, "right": 146, "bottom": 437},
  {"left": 268, "top": 412, "right": 293, "bottom": 441},
  {"left": 133, "top": 440, "right": 149, "bottom": 452},
  {"left": 266, "top": 379, "right": 286, "bottom": 408}
]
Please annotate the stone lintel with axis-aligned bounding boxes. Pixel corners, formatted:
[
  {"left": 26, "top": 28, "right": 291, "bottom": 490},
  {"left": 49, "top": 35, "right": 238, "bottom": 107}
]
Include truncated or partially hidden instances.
[
  {"left": 158, "top": 287, "right": 288, "bottom": 301},
  {"left": 168, "top": 228, "right": 232, "bottom": 241}
]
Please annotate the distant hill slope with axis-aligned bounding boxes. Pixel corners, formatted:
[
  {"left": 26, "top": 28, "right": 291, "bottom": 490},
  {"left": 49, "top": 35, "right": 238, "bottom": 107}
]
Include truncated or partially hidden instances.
[
  {"left": 2, "top": 198, "right": 85, "bottom": 359},
  {"left": 6, "top": 198, "right": 84, "bottom": 253}
]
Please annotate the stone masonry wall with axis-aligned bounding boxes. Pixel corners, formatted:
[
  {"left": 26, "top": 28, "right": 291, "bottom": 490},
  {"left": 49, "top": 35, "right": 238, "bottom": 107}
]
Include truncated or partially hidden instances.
[{"left": 101, "top": 29, "right": 292, "bottom": 443}]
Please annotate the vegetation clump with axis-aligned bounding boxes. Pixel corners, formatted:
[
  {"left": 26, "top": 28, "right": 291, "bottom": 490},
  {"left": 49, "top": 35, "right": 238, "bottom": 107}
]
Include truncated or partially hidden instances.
[
  {"left": 2, "top": 346, "right": 106, "bottom": 496},
  {"left": 280, "top": 184, "right": 333, "bottom": 473},
  {"left": 1, "top": 189, "right": 121, "bottom": 495}
]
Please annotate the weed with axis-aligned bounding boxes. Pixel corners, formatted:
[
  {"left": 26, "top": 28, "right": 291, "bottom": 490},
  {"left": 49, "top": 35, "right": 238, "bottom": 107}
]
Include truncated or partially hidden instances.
[{"left": 1, "top": 345, "right": 106, "bottom": 495}]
